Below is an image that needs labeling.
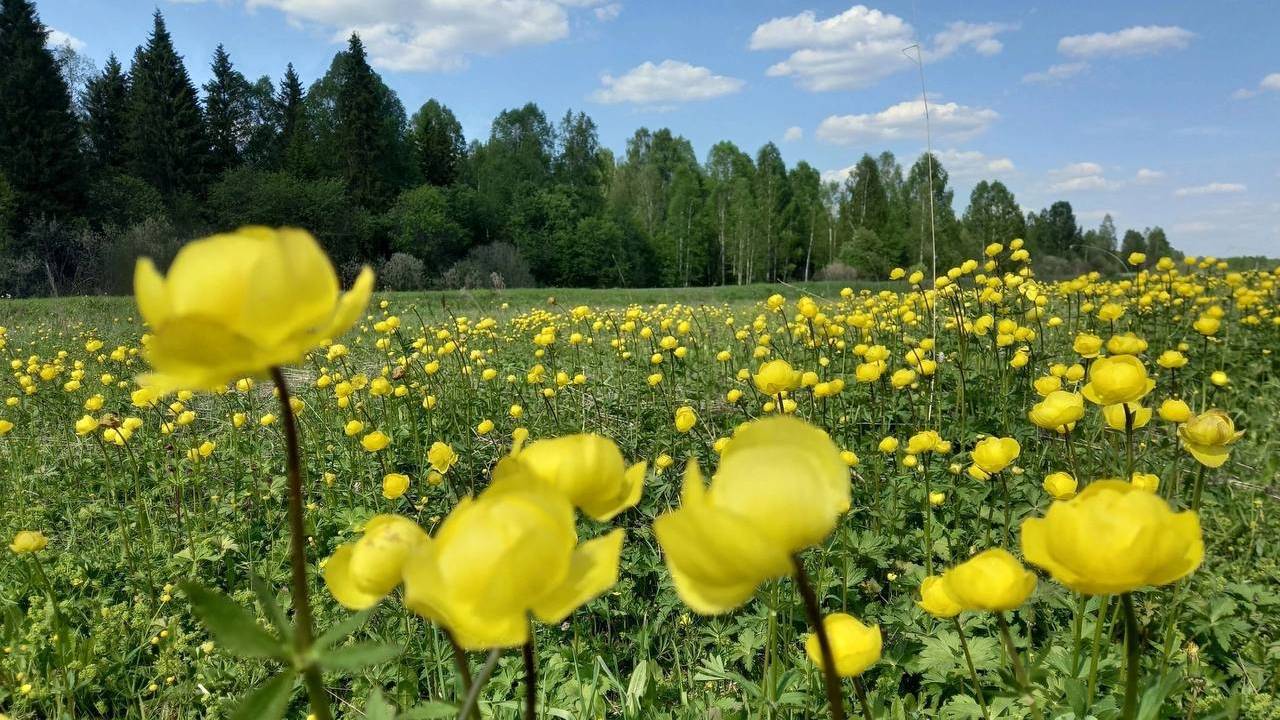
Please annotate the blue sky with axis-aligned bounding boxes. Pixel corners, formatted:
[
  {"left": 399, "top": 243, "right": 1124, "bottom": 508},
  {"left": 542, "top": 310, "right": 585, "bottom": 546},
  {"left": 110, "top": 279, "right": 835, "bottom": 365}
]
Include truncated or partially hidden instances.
[{"left": 38, "top": 0, "right": 1280, "bottom": 256}]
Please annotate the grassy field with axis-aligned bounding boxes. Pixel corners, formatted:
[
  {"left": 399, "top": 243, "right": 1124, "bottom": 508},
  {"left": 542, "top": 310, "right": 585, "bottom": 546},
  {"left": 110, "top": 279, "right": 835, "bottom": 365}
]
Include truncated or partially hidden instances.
[{"left": 1, "top": 258, "right": 1278, "bottom": 720}]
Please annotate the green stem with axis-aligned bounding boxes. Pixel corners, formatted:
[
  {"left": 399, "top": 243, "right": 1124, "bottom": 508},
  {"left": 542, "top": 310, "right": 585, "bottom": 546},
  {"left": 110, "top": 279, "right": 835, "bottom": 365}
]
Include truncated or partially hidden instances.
[
  {"left": 852, "top": 676, "right": 874, "bottom": 720},
  {"left": 455, "top": 649, "right": 502, "bottom": 720},
  {"left": 793, "top": 556, "right": 847, "bottom": 720},
  {"left": 446, "top": 631, "right": 480, "bottom": 720},
  {"left": 1086, "top": 596, "right": 1110, "bottom": 709},
  {"left": 1121, "top": 594, "right": 1141, "bottom": 720},
  {"left": 271, "top": 367, "right": 331, "bottom": 720},
  {"left": 1190, "top": 464, "right": 1207, "bottom": 512},
  {"left": 996, "top": 613, "right": 1042, "bottom": 720},
  {"left": 523, "top": 626, "right": 538, "bottom": 720},
  {"left": 952, "top": 618, "right": 990, "bottom": 720}
]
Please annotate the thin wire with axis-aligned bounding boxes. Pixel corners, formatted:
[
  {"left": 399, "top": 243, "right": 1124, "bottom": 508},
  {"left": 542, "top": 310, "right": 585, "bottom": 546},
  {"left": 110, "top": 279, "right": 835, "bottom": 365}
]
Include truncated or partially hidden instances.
[{"left": 902, "top": 41, "right": 940, "bottom": 424}]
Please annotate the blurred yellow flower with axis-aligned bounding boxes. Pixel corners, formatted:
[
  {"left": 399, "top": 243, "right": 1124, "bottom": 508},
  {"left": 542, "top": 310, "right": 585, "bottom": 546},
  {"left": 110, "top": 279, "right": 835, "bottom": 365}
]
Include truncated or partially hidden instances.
[{"left": 804, "top": 613, "right": 881, "bottom": 678}]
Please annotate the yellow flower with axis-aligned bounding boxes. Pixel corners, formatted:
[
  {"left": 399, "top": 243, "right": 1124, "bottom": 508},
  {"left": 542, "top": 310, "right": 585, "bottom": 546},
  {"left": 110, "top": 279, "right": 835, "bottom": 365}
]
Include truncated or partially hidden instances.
[
  {"left": 1158, "top": 398, "right": 1191, "bottom": 423},
  {"left": 1033, "top": 375, "right": 1061, "bottom": 396},
  {"left": 323, "top": 515, "right": 428, "bottom": 609},
  {"left": 74, "top": 414, "right": 99, "bottom": 436},
  {"left": 917, "top": 575, "right": 962, "bottom": 618},
  {"left": 343, "top": 419, "right": 364, "bottom": 437},
  {"left": 804, "top": 613, "right": 882, "bottom": 678},
  {"left": 1127, "top": 251, "right": 1146, "bottom": 266},
  {"left": 1157, "top": 350, "right": 1187, "bottom": 369},
  {"left": 890, "top": 368, "right": 917, "bottom": 388},
  {"left": 1042, "top": 472, "right": 1077, "bottom": 500},
  {"left": 1210, "top": 371, "right": 1229, "bottom": 387},
  {"left": 427, "top": 441, "right": 458, "bottom": 474},
  {"left": 361, "top": 431, "right": 390, "bottom": 452},
  {"left": 752, "top": 359, "right": 800, "bottom": 395},
  {"left": 476, "top": 419, "right": 495, "bottom": 435},
  {"left": 940, "top": 549, "right": 1036, "bottom": 612},
  {"left": 9, "top": 530, "right": 47, "bottom": 554},
  {"left": 1130, "top": 472, "right": 1160, "bottom": 493},
  {"left": 134, "top": 227, "right": 373, "bottom": 393},
  {"left": 674, "top": 406, "right": 697, "bottom": 433},
  {"left": 403, "top": 481, "right": 623, "bottom": 650},
  {"left": 1072, "top": 333, "right": 1103, "bottom": 358},
  {"left": 1102, "top": 402, "right": 1152, "bottom": 431},
  {"left": 1027, "top": 391, "right": 1084, "bottom": 433},
  {"left": 1021, "top": 480, "right": 1202, "bottom": 595},
  {"left": 1178, "top": 409, "right": 1243, "bottom": 468},
  {"left": 653, "top": 416, "right": 848, "bottom": 614},
  {"left": 1081, "top": 355, "right": 1154, "bottom": 406},
  {"left": 906, "top": 430, "right": 941, "bottom": 455},
  {"left": 497, "top": 433, "right": 646, "bottom": 522},
  {"left": 971, "top": 436, "right": 1020, "bottom": 474},
  {"left": 382, "top": 473, "right": 410, "bottom": 500}
]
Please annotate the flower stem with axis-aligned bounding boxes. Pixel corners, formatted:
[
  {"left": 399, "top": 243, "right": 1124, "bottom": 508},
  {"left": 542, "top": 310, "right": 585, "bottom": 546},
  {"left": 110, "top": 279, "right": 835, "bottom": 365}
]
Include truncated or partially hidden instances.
[
  {"left": 1086, "top": 596, "right": 1110, "bottom": 708},
  {"left": 271, "top": 367, "right": 331, "bottom": 720},
  {"left": 851, "top": 676, "right": 874, "bottom": 720},
  {"left": 1121, "top": 593, "right": 1141, "bottom": 720},
  {"left": 952, "top": 617, "right": 990, "bottom": 720},
  {"left": 446, "top": 631, "right": 480, "bottom": 720},
  {"left": 455, "top": 649, "right": 502, "bottom": 720},
  {"left": 996, "top": 612, "right": 1042, "bottom": 720},
  {"left": 1190, "top": 464, "right": 1207, "bottom": 512},
  {"left": 792, "top": 556, "right": 847, "bottom": 720},
  {"left": 523, "top": 627, "right": 538, "bottom": 720}
]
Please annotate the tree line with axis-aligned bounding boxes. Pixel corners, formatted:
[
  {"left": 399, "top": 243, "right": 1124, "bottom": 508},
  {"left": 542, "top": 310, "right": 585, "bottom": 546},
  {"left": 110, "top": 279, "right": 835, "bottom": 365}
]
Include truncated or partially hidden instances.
[{"left": 0, "top": 0, "right": 1178, "bottom": 296}]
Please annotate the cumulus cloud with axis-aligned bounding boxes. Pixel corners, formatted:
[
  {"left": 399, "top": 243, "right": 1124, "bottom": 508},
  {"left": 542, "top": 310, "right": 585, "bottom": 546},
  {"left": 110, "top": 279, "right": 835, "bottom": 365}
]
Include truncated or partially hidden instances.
[
  {"left": 1058, "top": 25, "right": 1193, "bottom": 58},
  {"left": 1134, "top": 168, "right": 1164, "bottom": 183},
  {"left": 244, "top": 0, "right": 607, "bottom": 71},
  {"left": 593, "top": 3, "right": 621, "bottom": 21},
  {"left": 749, "top": 5, "right": 1014, "bottom": 92},
  {"left": 1231, "top": 72, "right": 1280, "bottom": 99},
  {"left": 934, "top": 148, "right": 1015, "bottom": 177},
  {"left": 1048, "top": 162, "right": 1113, "bottom": 192},
  {"left": 1174, "top": 183, "right": 1246, "bottom": 197},
  {"left": 783, "top": 126, "right": 803, "bottom": 142},
  {"left": 46, "top": 28, "right": 86, "bottom": 51},
  {"left": 1021, "top": 61, "right": 1088, "bottom": 85},
  {"left": 591, "top": 60, "right": 744, "bottom": 105},
  {"left": 816, "top": 100, "right": 998, "bottom": 144}
]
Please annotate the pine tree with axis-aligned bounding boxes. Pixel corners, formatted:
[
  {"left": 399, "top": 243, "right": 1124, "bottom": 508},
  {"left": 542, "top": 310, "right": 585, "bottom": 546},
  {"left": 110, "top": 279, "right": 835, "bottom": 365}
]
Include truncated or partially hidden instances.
[
  {"left": 127, "top": 10, "right": 208, "bottom": 199},
  {"left": 276, "top": 63, "right": 307, "bottom": 170},
  {"left": 0, "top": 0, "right": 85, "bottom": 225},
  {"left": 410, "top": 98, "right": 465, "bottom": 186},
  {"left": 203, "top": 44, "right": 251, "bottom": 175},
  {"left": 83, "top": 54, "right": 130, "bottom": 173},
  {"left": 337, "top": 33, "right": 388, "bottom": 208}
]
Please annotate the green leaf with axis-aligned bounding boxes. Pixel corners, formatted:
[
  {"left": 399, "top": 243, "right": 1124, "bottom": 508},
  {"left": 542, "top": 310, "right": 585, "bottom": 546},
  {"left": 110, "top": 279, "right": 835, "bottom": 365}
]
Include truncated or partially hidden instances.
[
  {"left": 364, "top": 689, "right": 397, "bottom": 720},
  {"left": 315, "top": 641, "right": 402, "bottom": 671},
  {"left": 231, "top": 671, "right": 297, "bottom": 720},
  {"left": 252, "top": 578, "right": 294, "bottom": 641},
  {"left": 315, "top": 609, "right": 374, "bottom": 650},
  {"left": 182, "top": 582, "right": 285, "bottom": 660},
  {"left": 399, "top": 702, "right": 459, "bottom": 719}
]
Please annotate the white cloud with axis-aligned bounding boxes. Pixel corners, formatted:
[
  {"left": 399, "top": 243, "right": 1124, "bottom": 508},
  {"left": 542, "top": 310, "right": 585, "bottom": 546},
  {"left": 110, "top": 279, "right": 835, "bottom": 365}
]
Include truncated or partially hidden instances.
[
  {"left": 1048, "top": 162, "right": 1112, "bottom": 192},
  {"left": 245, "top": 0, "right": 604, "bottom": 71},
  {"left": 1058, "top": 25, "right": 1193, "bottom": 58},
  {"left": 46, "top": 28, "right": 86, "bottom": 51},
  {"left": 1174, "top": 183, "right": 1246, "bottom": 197},
  {"left": 816, "top": 100, "right": 998, "bottom": 144},
  {"left": 1134, "top": 168, "right": 1164, "bottom": 183},
  {"left": 783, "top": 126, "right": 803, "bottom": 142},
  {"left": 821, "top": 164, "right": 856, "bottom": 184},
  {"left": 1021, "top": 61, "right": 1088, "bottom": 85},
  {"left": 593, "top": 3, "right": 621, "bottom": 21},
  {"left": 934, "top": 148, "right": 1015, "bottom": 177},
  {"left": 749, "top": 5, "right": 1014, "bottom": 92},
  {"left": 591, "top": 60, "right": 744, "bottom": 105},
  {"left": 1231, "top": 72, "right": 1280, "bottom": 99}
]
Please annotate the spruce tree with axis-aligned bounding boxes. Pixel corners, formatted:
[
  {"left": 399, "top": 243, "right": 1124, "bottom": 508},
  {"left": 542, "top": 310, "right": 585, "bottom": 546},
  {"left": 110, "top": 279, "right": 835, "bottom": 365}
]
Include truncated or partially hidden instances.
[
  {"left": 127, "top": 10, "right": 208, "bottom": 199},
  {"left": 410, "top": 99, "right": 465, "bottom": 186},
  {"left": 203, "top": 44, "right": 251, "bottom": 175},
  {"left": 0, "top": 0, "right": 85, "bottom": 225},
  {"left": 336, "top": 33, "right": 389, "bottom": 208},
  {"left": 83, "top": 54, "right": 130, "bottom": 174},
  {"left": 276, "top": 63, "right": 307, "bottom": 171}
]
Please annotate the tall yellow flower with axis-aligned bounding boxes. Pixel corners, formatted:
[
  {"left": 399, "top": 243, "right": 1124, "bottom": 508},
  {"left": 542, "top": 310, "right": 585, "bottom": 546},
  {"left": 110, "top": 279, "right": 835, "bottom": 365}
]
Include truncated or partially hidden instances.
[
  {"left": 496, "top": 433, "right": 646, "bottom": 522},
  {"left": 940, "top": 549, "right": 1036, "bottom": 612},
  {"left": 1021, "top": 480, "right": 1202, "bottom": 595},
  {"left": 753, "top": 359, "right": 800, "bottom": 395},
  {"left": 1027, "top": 391, "right": 1084, "bottom": 433},
  {"left": 654, "top": 416, "right": 848, "bottom": 614},
  {"left": 971, "top": 436, "right": 1020, "bottom": 475},
  {"left": 1081, "top": 355, "right": 1154, "bottom": 406},
  {"left": 803, "top": 613, "right": 882, "bottom": 678},
  {"left": 1178, "top": 409, "right": 1244, "bottom": 468},
  {"left": 323, "top": 515, "right": 427, "bottom": 610},
  {"left": 402, "top": 481, "right": 623, "bottom": 650},
  {"left": 134, "top": 226, "right": 373, "bottom": 392}
]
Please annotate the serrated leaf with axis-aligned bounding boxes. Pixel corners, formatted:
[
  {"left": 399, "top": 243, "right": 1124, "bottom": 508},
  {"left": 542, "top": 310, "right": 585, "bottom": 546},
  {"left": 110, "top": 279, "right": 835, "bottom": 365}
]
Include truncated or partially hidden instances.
[
  {"left": 315, "top": 641, "right": 402, "bottom": 671},
  {"left": 400, "top": 701, "right": 460, "bottom": 719},
  {"left": 231, "top": 671, "right": 297, "bottom": 720},
  {"left": 252, "top": 578, "right": 293, "bottom": 641},
  {"left": 315, "top": 609, "right": 373, "bottom": 650},
  {"left": 364, "top": 689, "right": 396, "bottom": 720},
  {"left": 182, "top": 582, "right": 285, "bottom": 660}
]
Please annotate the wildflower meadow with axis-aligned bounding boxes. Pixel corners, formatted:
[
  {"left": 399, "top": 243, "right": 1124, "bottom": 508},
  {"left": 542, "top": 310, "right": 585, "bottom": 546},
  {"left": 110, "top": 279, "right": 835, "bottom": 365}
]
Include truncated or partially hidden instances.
[{"left": 1, "top": 229, "right": 1278, "bottom": 720}]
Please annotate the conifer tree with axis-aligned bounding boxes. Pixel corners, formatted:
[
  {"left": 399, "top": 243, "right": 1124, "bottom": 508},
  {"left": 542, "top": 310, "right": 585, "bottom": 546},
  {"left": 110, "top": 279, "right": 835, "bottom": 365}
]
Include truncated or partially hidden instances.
[
  {"left": 127, "top": 10, "right": 208, "bottom": 198},
  {"left": 204, "top": 43, "right": 251, "bottom": 174},
  {"left": 0, "top": 0, "right": 85, "bottom": 224},
  {"left": 337, "top": 33, "right": 390, "bottom": 207},
  {"left": 276, "top": 63, "right": 308, "bottom": 171},
  {"left": 410, "top": 99, "right": 465, "bottom": 187},
  {"left": 83, "top": 54, "right": 130, "bottom": 174}
]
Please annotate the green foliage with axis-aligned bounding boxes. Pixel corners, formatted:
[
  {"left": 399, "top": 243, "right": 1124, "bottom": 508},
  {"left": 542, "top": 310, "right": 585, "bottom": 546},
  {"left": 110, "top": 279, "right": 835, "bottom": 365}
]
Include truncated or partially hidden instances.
[
  {"left": 206, "top": 168, "right": 368, "bottom": 261},
  {"left": 409, "top": 99, "right": 465, "bottom": 187},
  {"left": 82, "top": 54, "right": 131, "bottom": 174}
]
